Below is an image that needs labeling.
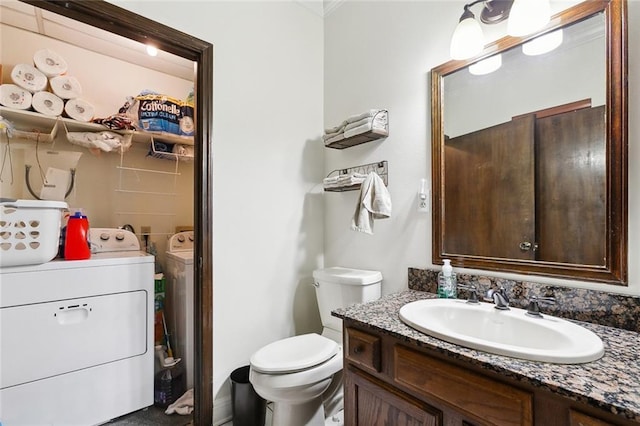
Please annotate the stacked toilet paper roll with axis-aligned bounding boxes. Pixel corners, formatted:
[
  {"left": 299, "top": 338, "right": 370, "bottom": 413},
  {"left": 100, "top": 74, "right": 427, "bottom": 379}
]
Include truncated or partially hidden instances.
[
  {"left": 3, "top": 48, "right": 95, "bottom": 121},
  {"left": 50, "top": 75, "right": 83, "bottom": 100},
  {"left": 0, "top": 84, "right": 33, "bottom": 110},
  {"left": 33, "top": 49, "right": 68, "bottom": 77},
  {"left": 64, "top": 98, "right": 95, "bottom": 122},
  {"left": 11, "top": 64, "right": 48, "bottom": 93},
  {"left": 32, "top": 91, "right": 64, "bottom": 116}
]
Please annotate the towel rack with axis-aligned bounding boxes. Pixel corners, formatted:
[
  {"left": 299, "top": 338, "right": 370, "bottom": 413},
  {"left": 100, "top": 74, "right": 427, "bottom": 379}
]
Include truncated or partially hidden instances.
[
  {"left": 324, "top": 160, "right": 388, "bottom": 192},
  {"left": 325, "top": 110, "right": 389, "bottom": 150}
]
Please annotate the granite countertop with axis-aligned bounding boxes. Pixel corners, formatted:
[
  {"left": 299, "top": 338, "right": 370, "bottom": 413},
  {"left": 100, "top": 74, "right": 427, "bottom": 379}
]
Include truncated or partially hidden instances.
[{"left": 333, "top": 290, "right": 640, "bottom": 422}]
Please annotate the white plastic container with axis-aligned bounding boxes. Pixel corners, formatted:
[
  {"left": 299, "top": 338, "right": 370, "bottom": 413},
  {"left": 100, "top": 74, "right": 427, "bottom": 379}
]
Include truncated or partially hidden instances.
[{"left": 0, "top": 199, "right": 68, "bottom": 267}]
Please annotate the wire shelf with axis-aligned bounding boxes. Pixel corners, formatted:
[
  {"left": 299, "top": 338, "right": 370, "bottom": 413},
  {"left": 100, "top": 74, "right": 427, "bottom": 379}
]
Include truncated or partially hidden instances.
[{"left": 324, "top": 160, "right": 388, "bottom": 192}]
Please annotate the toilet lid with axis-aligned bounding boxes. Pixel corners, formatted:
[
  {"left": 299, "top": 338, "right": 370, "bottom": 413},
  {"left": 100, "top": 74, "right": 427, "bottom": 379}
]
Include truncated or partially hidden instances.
[{"left": 250, "top": 333, "right": 339, "bottom": 374}]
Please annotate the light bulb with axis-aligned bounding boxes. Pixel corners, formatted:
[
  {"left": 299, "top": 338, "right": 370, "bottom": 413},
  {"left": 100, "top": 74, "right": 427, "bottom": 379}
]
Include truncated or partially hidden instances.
[
  {"left": 507, "top": 0, "right": 551, "bottom": 37},
  {"left": 450, "top": 15, "right": 485, "bottom": 60},
  {"left": 146, "top": 45, "right": 158, "bottom": 57}
]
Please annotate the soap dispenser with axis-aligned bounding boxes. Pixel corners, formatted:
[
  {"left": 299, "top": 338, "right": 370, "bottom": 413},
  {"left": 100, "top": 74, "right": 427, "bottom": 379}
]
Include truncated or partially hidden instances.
[{"left": 437, "top": 259, "right": 457, "bottom": 298}]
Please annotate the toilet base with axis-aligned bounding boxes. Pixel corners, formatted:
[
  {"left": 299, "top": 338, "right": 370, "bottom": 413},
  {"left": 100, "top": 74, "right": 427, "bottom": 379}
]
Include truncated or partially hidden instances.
[
  {"left": 272, "top": 397, "right": 325, "bottom": 426},
  {"left": 325, "top": 408, "right": 344, "bottom": 426}
]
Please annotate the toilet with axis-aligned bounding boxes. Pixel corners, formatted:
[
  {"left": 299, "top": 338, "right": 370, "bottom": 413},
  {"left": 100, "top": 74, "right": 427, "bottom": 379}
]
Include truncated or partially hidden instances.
[{"left": 249, "top": 267, "right": 382, "bottom": 426}]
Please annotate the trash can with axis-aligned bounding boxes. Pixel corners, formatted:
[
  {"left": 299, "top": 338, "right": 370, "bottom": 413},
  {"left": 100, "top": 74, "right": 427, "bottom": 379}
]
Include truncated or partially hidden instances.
[{"left": 230, "top": 365, "right": 266, "bottom": 426}]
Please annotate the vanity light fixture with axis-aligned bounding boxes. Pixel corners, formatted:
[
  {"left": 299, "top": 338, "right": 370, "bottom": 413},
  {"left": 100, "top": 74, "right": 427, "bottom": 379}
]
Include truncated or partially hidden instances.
[{"left": 450, "top": 0, "right": 551, "bottom": 60}]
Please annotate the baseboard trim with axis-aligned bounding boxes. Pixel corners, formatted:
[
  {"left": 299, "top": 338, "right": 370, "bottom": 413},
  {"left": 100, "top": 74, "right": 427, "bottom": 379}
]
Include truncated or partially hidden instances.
[{"left": 213, "top": 396, "right": 232, "bottom": 426}]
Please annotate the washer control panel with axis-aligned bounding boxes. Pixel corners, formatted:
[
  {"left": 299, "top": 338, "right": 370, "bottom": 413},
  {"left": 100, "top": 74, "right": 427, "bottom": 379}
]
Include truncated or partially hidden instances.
[
  {"left": 168, "top": 231, "right": 194, "bottom": 252},
  {"left": 89, "top": 228, "right": 140, "bottom": 253}
]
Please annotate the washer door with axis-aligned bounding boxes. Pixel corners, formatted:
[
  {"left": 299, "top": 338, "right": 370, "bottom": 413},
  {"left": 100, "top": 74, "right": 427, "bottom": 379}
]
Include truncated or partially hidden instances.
[{"left": 1, "top": 290, "right": 147, "bottom": 389}]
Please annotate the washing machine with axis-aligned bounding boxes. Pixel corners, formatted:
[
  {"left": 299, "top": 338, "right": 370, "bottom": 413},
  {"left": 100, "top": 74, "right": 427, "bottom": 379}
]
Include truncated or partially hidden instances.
[
  {"left": 164, "top": 230, "right": 194, "bottom": 389},
  {"left": 0, "top": 228, "right": 154, "bottom": 426}
]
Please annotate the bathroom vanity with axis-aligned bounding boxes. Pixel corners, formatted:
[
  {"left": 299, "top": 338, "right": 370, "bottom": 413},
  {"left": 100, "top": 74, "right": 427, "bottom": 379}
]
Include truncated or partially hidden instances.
[{"left": 334, "top": 291, "right": 640, "bottom": 426}]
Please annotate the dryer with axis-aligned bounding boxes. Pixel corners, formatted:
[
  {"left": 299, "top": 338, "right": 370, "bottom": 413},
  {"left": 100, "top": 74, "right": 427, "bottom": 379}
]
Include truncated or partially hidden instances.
[
  {"left": 164, "top": 230, "right": 194, "bottom": 389},
  {"left": 0, "top": 228, "right": 154, "bottom": 426}
]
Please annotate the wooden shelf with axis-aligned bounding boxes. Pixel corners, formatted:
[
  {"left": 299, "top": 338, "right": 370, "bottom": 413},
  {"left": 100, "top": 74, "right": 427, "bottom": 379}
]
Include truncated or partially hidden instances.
[
  {"left": 324, "top": 184, "right": 363, "bottom": 192},
  {"left": 325, "top": 127, "right": 388, "bottom": 150}
]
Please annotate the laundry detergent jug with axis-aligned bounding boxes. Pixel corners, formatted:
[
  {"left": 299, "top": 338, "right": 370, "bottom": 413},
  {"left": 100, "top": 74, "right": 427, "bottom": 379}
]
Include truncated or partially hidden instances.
[{"left": 64, "top": 211, "right": 90, "bottom": 260}]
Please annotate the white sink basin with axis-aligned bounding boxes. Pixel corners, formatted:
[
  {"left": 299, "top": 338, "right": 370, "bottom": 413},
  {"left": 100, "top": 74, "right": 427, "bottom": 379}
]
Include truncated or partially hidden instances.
[{"left": 399, "top": 298, "right": 604, "bottom": 364}]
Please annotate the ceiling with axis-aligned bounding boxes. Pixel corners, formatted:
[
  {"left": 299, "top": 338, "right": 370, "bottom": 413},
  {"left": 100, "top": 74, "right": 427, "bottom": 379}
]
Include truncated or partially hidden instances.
[
  {"left": 0, "top": 0, "right": 194, "bottom": 80},
  {"left": 0, "top": 0, "right": 346, "bottom": 81}
]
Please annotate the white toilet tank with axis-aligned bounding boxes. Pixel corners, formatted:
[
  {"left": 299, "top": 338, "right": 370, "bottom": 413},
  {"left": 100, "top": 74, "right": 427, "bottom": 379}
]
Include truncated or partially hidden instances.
[{"left": 313, "top": 267, "right": 382, "bottom": 336}]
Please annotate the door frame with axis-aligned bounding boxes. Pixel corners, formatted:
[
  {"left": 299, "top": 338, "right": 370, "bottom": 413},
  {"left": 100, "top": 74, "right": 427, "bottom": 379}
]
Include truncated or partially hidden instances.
[{"left": 19, "top": 1, "right": 215, "bottom": 424}]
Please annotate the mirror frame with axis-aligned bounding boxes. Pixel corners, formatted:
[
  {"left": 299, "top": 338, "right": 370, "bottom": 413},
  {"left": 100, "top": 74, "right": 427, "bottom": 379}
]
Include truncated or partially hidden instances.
[
  {"left": 18, "top": 0, "right": 215, "bottom": 423},
  {"left": 431, "top": 0, "right": 627, "bottom": 284}
]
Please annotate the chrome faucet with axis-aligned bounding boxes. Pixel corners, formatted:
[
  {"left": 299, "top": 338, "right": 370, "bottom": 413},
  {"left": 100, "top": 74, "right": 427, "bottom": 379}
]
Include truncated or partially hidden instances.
[
  {"left": 457, "top": 284, "right": 479, "bottom": 304},
  {"left": 484, "top": 287, "right": 510, "bottom": 310},
  {"left": 525, "top": 296, "right": 556, "bottom": 318}
]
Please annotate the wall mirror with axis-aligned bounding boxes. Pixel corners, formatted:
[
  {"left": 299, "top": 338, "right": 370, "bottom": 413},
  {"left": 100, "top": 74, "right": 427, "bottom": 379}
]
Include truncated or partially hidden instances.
[{"left": 431, "top": 0, "right": 627, "bottom": 284}]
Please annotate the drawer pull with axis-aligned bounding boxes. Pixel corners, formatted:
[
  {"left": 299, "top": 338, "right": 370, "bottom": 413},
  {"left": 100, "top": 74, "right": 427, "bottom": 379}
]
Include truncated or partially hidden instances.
[{"left": 346, "top": 327, "right": 382, "bottom": 372}]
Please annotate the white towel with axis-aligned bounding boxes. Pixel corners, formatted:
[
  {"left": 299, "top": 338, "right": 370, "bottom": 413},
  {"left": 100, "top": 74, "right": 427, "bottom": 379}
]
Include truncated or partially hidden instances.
[
  {"left": 344, "top": 117, "right": 371, "bottom": 132},
  {"left": 324, "top": 121, "right": 346, "bottom": 134},
  {"left": 324, "top": 133, "right": 345, "bottom": 145},
  {"left": 344, "top": 110, "right": 388, "bottom": 132},
  {"left": 351, "top": 172, "right": 391, "bottom": 234},
  {"left": 346, "top": 109, "right": 383, "bottom": 124},
  {"left": 323, "top": 130, "right": 344, "bottom": 141},
  {"left": 324, "top": 172, "right": 368, "bottom": 189},
  {"left": 165, "top": 388, "right": 194, "bottom": 415},
  {"left": 344, "top": 122, "right": 373, "bottom": 139}
]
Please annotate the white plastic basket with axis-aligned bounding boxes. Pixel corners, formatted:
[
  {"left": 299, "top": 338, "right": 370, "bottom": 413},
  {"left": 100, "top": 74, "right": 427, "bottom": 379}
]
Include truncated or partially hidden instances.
[{"left": 0, "top": 199, "right": 68, "bottom": 267}]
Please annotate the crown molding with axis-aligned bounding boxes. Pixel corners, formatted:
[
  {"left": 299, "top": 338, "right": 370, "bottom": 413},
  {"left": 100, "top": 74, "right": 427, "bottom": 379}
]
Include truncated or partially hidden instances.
[{"left": 294, "top": 0, "right": 345, "bottom": 18}]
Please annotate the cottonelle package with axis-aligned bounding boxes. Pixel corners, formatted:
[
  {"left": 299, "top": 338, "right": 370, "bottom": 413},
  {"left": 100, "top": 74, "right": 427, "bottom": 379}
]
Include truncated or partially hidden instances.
[{"left": 130, "top": 93, "right": 183, "bottom": 135}]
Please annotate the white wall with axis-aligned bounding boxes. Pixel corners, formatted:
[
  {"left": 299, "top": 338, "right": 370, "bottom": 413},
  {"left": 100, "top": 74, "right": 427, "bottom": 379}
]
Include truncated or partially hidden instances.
[
  {"left": 324, "top": 0, "right": 639, "bottom": 297},
  {"left": 109, "top": 0, "right": 326, "bottom": 411}
]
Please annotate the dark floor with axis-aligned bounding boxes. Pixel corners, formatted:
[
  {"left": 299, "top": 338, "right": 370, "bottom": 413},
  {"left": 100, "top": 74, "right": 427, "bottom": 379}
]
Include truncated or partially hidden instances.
[{"left": 107, "top": 406, "right": 192, "bottom": 426}]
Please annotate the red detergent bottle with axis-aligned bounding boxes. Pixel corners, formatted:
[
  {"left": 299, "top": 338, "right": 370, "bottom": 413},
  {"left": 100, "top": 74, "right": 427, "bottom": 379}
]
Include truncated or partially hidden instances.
[{"left": 64, "top": 210, "right": 91, "bottom": 260}]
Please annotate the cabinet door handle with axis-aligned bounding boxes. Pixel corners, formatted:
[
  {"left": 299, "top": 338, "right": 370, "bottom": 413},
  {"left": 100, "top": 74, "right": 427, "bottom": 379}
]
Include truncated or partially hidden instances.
[
  {"left": 519, "top": 241, "right": 539, "bottom": 251},
  {"left": 353, "top": 345, "right": 364, "bottom": 354}
]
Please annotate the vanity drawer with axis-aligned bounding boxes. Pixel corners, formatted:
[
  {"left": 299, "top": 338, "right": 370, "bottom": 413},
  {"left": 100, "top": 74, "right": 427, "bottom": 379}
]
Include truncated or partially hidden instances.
[
  {"left": 345, "top": 327, "right": 381, "bottom": 373},
  {"left": 393, "top": 345, "right": 533, "bottom": 426}
]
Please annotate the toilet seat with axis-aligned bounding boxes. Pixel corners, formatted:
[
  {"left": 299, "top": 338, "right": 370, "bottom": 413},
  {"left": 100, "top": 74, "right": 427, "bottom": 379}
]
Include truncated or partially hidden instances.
[{"left": 250, "top": 333, "right": 339, "bottom": 374}]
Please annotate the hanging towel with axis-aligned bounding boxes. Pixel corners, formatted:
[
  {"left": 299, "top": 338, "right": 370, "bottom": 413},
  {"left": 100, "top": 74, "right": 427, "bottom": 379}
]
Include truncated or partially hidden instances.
[{"left": 351, "top": 172, "right": 391, "bottom": 235}]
